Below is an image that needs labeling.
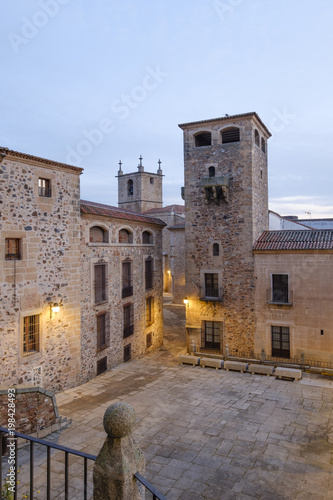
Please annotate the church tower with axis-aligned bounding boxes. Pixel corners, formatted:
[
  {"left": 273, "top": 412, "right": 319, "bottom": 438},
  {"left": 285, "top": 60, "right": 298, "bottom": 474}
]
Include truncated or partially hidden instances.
[
  {"left": 117, "top": 156, "right": 163, "bottom": 213},
  {"left": 179, "top": 112, "right": 271, "bottom": 356}
]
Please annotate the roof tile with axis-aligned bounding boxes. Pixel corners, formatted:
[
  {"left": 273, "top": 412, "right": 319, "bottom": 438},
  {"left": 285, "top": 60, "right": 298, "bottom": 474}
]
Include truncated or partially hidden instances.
[
  {"left": 80, "top": 200, "right": 166, "bottom": 226},
  {"left": 253, "top": 230, "right": 333, "bottom": 251}
]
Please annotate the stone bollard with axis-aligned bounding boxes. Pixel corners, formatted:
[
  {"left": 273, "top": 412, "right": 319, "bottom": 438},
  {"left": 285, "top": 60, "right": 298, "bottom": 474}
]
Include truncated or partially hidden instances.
[
  {"left": 224, "top": 344, "right": 229, "bottom": 359},
  {"left": 260, "top": 348, "right": 266, "bottom": 363},
  {"left": 190, "top": 340, "right": 196, "bottom": 355},
  {"left": 93, "top": 402, "right": 145, "bottom": 500}
]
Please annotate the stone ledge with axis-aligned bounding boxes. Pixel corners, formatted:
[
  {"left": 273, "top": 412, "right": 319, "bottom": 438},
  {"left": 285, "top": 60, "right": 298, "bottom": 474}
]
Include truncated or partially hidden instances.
[
  {"left": 249, "top": 364, "right": 275, "bottom": 376},
  {"left": 178, "top": 355, "right": 200, "bottom": 366},
  {"left": 224, "top": 361, "right": 248, "bottom": 373},
  {"left": 275, "top": 367, "right": 302, "bottom": 380},
  {"left": 200, "top": 358, "right": 224, "bottom": 369}
]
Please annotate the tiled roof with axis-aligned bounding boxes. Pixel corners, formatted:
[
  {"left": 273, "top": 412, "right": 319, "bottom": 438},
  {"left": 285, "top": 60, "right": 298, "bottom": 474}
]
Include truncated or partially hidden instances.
[
  {"left": 253, "top": 230, "right": 333, "bottom": 251},
  {"left": 144, "top": 204, "right": 185, "bottom": 215},
  {"left": 0, "top": 147, "right": 83, "bottom": 172},
  {"left": 80, "top": 200, "right": 166, "bottom": 226},
  {"left": 178, "top": 112, "right": 271, "bottom": 137}
]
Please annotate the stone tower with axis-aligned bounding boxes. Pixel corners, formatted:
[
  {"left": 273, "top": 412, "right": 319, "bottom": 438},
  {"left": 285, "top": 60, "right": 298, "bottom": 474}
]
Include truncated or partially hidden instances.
[
  {"left": 178, "top": 112, "right": 271, "bottom": 356},
  {"left": 117, "top": 156, "right": 163, "bottom": 213}
]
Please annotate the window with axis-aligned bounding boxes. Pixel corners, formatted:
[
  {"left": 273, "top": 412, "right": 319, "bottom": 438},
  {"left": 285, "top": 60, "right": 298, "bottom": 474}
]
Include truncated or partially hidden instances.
[
  {"left": 38, "top": 178, "right": 51, "bottom": 197},
  {"left": 254, "top": 129, "right": 260, "bottom": 146},
  {"left": 23, "top": 315, "right": 40, "bottom": 354},
  {"left": 208, "top": 166, "right": 215, "bottom": 177},
  {"left": 123, "top": 303, "right": 134, "bottom": 338},
  {"left": 127, "top": 179, "right": 133, "bottom": 196},
  {"left": 261, "top": 137, "right": 266, "bottom": 153},
  {"left": 142, "top": 231, "right": 153, "bottom": 244},
  {"left": 94, "top": 264, "right": 107, "bottom": 303},
  {"left": 146, "top": 297, "right": 154, "bottom": 327},
  {"left": 271, "top": 326, "right": 290, "bottom": 358},
  {"left": 122, "top": 261, "right": 133, "bottom": 298},
  {"left": 97, "top": 313, "right": 109, "bottom": 351},
  {"left": 150, "top": 177, "right": 154, "bottom": 184},
  {"left": 195, "top": 132, "right": 211, "bottom": 147},
  {"left": 201, "top": 321, "right": 221, "bottom": 350},
  {"left": 119, "top": 229, "right": 133, "bottom": 244},
  {"left": 213, "top": 243, "right": 219, "bottom": 256},
  {"left": 146, "top": 333, "right": 152, "bottom": 348},
  {"left": 271, "top": 274, "right": 289, "bottom": 304},
  {"left": 97, "top": 357, "right": 107, "bottom": 375},
  {"left": 5, "top": 238, "right": 21, "bottom": 260},
  {"left": 145, "top": 257, "right": 154, "bottom": 290},
  {"left": 221, "top": 127, "right": 240, "bottom": 144},
  {"left": 205, "top": 273, "right": 219, "bottom": 298},
  {"left": 124, "top": 344, "right": 131, "bottom": 362},
  {"left": 90, "top": 226, "right": 108, "bottom": 243}
]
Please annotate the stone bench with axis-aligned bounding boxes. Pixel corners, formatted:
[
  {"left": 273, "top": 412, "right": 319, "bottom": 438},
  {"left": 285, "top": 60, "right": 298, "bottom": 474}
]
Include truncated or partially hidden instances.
[
  {"left": 178, "top": 355, "right": 200, "bottom": 367},
  {"left": 248, "top": 364, "right": 275, "bottom": 377},
  {"left": 224, "top": 361, "right": 248, "bottom": 373},
  {"left": 275, "top": 367, "right": 302, "bottom": 380},
  {"left": 200, "top": 358, "right": 224, "bottom": 369}
]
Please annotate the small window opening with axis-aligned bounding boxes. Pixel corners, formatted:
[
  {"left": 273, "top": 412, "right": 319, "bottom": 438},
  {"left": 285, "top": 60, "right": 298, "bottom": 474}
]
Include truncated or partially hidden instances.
[
  {"left": 90, "top": 226, "right": 108, "bottom": 243},
  {"left": 142, "top": 231, "right": 153, "bottom": 244},
  {"left": 222, "top": 127, "right": 240, "bottom": 144},
  {"left": 260, "top": 169, "right": 263, "bottom": 179},
  {"left": 195, "top": 132, "right": 211, "bottom": 147},
  {"left": 254, "top": 129, "right": 260, "bottom": 146},
  {"left": 119, "top": 229, "right": 133, "bottom": 244},
  {"left": 146, "top": 333, "right": 152, "bottom": 348},
  {"left": 208, "top": 166, "right": 215, "bottom": 177},
  {"left": 124, "top": 344, "right": 131, "bottom": 362},
  {"left": 321, "top": 330, "right": 324, "bottom": 336},
  {"left": 150, "top": 177, "right": 154, "bottom": 184},
  {"left": 261, "top": 137, "right": 266, "bottom": 153},
  {"left": 213, "top": 243, "right": 219, "bottom": 256},
  {"left": 38, "top": 178, "right": 51, "bottom": 197},
  {"left": 127, "top": 179, "right": 133, "bottom": 196}
]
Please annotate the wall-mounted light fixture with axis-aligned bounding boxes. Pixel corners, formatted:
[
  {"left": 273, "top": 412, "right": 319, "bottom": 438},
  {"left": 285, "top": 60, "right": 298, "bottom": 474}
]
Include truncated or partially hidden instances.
[
  {"left": 50, "top": 300, "right": 63, "bottom": 318},
  {"left": 183, "top": 297, "right": 189, "bottom": 307}
]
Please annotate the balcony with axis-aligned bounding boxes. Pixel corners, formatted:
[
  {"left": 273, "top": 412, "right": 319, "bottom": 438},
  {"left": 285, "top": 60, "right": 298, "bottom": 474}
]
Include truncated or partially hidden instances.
[
  {"left": 38, "top": 187, "right": 52, "bottom": 197},
  {"left": 201, "top": 175, "right": 229, "bottom": 203},
  {"left": 199, "top": 287, "right": 224, "bottom": 302},
  {"left": 266, "top": 288, "right": 293, "bottom": 306}
]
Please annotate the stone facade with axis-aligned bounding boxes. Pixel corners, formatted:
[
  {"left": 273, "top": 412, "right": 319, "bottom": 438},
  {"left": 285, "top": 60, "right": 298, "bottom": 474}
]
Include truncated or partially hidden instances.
[
  {"left": 179, "top": 113, "right": 271, "bottom": 356},
  {"left": 0, "top": 148, "right": 165, "bottom": 393},
  {"left": 0, "top": 149, "right": 82, "bottom": 392},
  {"left": 80, "top": 205, "right": 164, "bottom": 383},
  {"left": 254, "top": 249, "right": 333, "bottom": 363}
]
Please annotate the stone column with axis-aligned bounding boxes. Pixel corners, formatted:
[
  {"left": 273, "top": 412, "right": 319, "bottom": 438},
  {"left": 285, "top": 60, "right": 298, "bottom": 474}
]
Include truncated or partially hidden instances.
[{"left": 93, "top": 402, "right": 145, "bottom": 500}]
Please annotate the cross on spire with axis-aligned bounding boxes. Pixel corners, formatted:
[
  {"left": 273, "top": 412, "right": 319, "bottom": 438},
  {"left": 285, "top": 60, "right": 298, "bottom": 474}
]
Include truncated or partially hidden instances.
[
  {"left": 139, "top": 155, "right": 143, "bottom": 166},
  {"left": 158, "top": 159, "right": 161, "bottom": 168},
  {"left": 118, "top": 160, "right": 122, "bottom": 169}
]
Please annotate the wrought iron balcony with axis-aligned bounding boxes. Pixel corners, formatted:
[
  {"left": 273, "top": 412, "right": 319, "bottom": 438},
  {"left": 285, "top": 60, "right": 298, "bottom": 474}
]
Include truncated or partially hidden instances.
[
  {"left": 266, "top": 288, "right": 293, "bottom": 305},
  {"left": 199, "top": 287, "right": 224, "bottom": 302}
]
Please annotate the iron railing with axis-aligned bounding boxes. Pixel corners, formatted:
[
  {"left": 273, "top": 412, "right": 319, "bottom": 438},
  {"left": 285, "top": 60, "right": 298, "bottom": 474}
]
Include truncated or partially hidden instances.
[
  {"left": 0, "top": 427, "right": 168, "bottom": 500},
  {"left": 38, "top": 187, "right": 52, "bottom": 197},
  {"left": 199, "top": 287, "right": 223, "bottom": 301}
]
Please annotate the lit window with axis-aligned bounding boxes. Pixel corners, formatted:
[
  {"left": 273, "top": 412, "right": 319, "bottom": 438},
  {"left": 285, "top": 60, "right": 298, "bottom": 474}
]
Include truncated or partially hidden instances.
[
  {"left": 146, "top": 333, "right": 152, "bottom": 348},
  {"left": 146, "top": 297, "right": 154, "bottom": 327},
  {"left": 38, "top": 178, "right": 51, "bottom": 197}
]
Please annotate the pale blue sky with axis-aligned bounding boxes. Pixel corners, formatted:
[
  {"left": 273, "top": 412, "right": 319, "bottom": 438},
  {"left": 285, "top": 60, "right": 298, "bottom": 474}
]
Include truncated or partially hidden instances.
[{"left": 1, "top": 0, "right": 333, "bottom": 217}]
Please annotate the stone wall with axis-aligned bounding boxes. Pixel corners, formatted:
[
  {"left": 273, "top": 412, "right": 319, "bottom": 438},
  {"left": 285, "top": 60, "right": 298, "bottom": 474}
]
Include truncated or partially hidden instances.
[
  {"left": 0, "top": 386, "right": 59, "bottom": 435},
  {"left": 80, "top": 215, "right": 164, "bottom": 383},
  {"left": 180, "top": 114, "right": 270, "bottom": 355},
  {"left": 254, "top": 250, "right": 333, "bottom": 362},
  {"left": 117, "top": 168, "right": 163, "bottom": 213},
  {"left": 169, "top": 226, "right": 185, "bottom": 304},
  {"left": 0, "top": 154, "right": 82, "bottom": 392}
]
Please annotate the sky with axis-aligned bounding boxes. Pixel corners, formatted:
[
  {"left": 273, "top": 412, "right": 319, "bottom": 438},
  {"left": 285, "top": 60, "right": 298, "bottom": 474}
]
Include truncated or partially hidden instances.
[{"left": 1, "top": 0, "right": 333, "bottom": 218}]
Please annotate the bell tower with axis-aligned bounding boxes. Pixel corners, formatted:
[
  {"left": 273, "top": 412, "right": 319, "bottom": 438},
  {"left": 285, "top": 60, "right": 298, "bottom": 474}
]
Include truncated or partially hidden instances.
[
  {"left": 179, "top": 112, "right": 271, "bottom": 356},
  {"left": 117, "top": 156, "right": 163, "bottom": 213}
]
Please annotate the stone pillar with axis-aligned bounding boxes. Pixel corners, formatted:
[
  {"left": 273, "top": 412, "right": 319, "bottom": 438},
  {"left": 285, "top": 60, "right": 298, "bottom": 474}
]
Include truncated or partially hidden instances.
[
  {"left": 260, "top": 348, "right": 266, "bottom": 363},
  {"left": 93, "top": 402, "right": 145, "bottom": 500}
]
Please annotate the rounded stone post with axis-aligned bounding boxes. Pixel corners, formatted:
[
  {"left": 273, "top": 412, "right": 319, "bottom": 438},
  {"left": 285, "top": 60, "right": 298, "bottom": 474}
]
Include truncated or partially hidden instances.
[
  {"left": 261, "top": 348, "right": 266, "bottom": 363},
  {"left": 93, "top": 402, "right": 145, "bottom": 500}
]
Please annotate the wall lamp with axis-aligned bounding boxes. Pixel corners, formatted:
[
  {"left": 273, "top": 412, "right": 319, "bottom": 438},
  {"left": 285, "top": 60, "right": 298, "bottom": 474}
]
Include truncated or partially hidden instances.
[
  {"left": 50, "top": 300, "right": 63, "bottom": 318},
  {"left": 183, "top": 297, "right": 189, "bottom": 307}
]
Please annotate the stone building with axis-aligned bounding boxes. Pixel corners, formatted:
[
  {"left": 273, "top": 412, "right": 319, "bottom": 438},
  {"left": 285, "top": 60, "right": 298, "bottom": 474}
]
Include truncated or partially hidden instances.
[
  {"left": 0, "top": 147, "right": 83, "bottom": 391},
  {"left": 79, "top": 200, "right": 165, "bottom": 383},
  {"left": 0, "top": 148, "right": 165, "bottom": 392},
  {"left": 178, "top": 112, "right": 271, "bottom": 355},
  {"left": 254, "top": 230, "right": 333, "bottom": 363}
]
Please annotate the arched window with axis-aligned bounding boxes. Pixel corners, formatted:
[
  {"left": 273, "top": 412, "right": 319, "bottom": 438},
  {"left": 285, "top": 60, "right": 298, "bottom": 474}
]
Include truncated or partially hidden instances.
[
  {"left": 254, "top": 129, "right": 260, "bottom": 146},
  {"left": 119, "top": 229, "right": 133, "bottom": 244},
  {"left": 142, "top": 231, "right": 153, "bottom": 244},
  {"left": 195, "top": 132, "right": 211, "bottom": 147},
  {"left": 261, "top": 137, "right": 266, "bottom": 153},
  {"left": 213, "top": 243, "right": 219, "bottom": 256},
  {"left": 127, "top": 179, "right": 133, "bottom": 196},
  {"left": 90, "top": 226, "right": 108, "bottom": 243},
  {"left": 221, "top": 127, "right": 240, "bottom": 144},
  {"left": 208, "top": 166, "right": 215, "bottom": 178}
]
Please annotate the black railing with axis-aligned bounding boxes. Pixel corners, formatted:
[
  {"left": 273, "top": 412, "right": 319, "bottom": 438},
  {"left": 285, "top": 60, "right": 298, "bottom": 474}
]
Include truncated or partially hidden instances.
[
  {"left": 0, "top": 427, "right": 168, "bottom": 499},
  {"left": 122, "top": 285, "right": 133, "bottom": 298},
  {"left": 38, "top": 187, "right": 52, "bottom": 197},
  {"left": 5, "top": 253, "right": 21, "bottom": 261},
  {"left": 266, "top": 288, "right": 293, "bottom": 305},
  {"left": 0, "top": 426, "right": 95, "bottom": 500},
  {"left": 199, "top": 287, "right": 223, "bottom": 301}
]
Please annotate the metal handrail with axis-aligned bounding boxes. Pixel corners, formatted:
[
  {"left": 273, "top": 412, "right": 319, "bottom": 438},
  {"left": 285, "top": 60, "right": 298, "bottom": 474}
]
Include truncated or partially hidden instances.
[{"left": 134, "top": 472, "right": 168, "bottom": 500}]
